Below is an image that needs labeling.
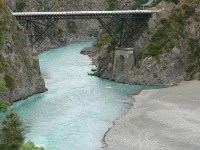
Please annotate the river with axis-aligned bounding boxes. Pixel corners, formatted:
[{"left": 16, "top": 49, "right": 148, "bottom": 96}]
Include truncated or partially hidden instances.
[{"left": 1, "top": 39, "right": 158, "bottom": 150}]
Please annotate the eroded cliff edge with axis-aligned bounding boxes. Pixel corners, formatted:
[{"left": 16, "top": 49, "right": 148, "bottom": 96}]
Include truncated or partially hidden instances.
[{"left": 0, "top": 1, "right": 46, "bottom": 102}]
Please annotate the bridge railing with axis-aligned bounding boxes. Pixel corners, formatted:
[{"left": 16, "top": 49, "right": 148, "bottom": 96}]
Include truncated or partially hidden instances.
[{"left": 12, "top": 10, "right": 160, "bottom": 20}]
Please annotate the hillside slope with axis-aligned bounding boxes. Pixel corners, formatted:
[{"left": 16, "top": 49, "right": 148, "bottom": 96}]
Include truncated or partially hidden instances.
[{"left": 95, "top": 0, "right": 200, "bottom": 85}]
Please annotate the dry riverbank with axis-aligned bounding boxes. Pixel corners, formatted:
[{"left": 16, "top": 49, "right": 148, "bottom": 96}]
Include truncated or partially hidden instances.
[{"left": 101, "top": 80, "right": 200, "bottom": 150}]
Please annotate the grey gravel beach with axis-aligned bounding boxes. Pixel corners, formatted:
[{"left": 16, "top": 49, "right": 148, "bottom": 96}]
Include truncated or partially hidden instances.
[{"left": 102, "top": 81, "right": 200, "bottom": 150}]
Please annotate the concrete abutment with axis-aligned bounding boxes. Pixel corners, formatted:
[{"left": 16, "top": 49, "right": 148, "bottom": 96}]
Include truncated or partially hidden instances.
[{"left": 113, "top": 47, "right": 136, "bottom": 72}]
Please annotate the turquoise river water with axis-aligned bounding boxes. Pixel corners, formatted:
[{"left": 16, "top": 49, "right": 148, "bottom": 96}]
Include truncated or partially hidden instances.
[{"left": 1, "top": 40, "right": 159, "bottom": 150}]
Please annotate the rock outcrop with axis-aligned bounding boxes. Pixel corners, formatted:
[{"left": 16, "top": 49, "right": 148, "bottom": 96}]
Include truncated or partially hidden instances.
[{"left": 0, "top": 1, "right": 46, "bottom": 102}]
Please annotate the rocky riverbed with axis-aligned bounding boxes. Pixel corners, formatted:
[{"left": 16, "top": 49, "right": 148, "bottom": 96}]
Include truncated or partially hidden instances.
[{"left": 101, "top": 80, "right": 200, "bottom": 150}]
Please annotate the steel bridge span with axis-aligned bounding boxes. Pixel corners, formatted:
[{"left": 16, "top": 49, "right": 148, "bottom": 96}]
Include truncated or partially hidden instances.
[{"left": 12, "top": 10, "right": 160, "bottom": 47}]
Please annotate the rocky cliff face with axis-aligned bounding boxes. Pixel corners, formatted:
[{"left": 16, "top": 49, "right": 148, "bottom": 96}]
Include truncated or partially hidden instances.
[
  {"left": 95, "top": 0, "right": 200, "bottom": 85},
  {"left": 0, "top": 1, "right": 46, "bottom": 102}
]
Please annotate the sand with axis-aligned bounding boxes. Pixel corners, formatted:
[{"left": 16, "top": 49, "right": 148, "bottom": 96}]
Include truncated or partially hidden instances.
[{"left": 102, "top": 81, "right": 200, "bottom": 150}]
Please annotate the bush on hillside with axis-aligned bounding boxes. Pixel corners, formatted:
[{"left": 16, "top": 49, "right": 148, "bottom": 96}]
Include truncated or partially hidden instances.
[
  {"left": 20, "top": 141, "right": 45, "bottom": 150},
  {"left": 97, "top": 33, "right": 113, "bottom": 48},
  {"left": 0, "top": 112, "right": 46, "bottom": 150},
  {"left": 142, "top": 4, "right": 196, "bottom": 58},
  {"left": 4, "top": 75, "right": 16, "bottom": 89},
  {"left": 0, "top": 99, "right": 10, "bottom": 112},
  {"left": 16, "top": 1, "right": 26, "bottom": 12},
  {"left": 0, "top": 0, "right": 4, "bottom": 11},
  {"left": 0, "top": 112, "right": 24, "bottom": 150}
]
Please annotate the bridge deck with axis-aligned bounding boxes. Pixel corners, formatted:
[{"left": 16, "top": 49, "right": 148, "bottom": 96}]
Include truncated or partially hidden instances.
[{"left": 12, "top": 10, "right": 160, "bottom": 20}]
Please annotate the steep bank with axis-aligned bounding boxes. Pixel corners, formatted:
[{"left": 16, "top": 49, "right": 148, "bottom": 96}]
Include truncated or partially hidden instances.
[
  {"left": 0, "top": 1, "right": 46, "bottom": 102},
  {"left": 95, "top": 0, "right": 200, "bottom": 85},
  {"left": 102, "top": 81, "right": 200, "bottom": 150}
]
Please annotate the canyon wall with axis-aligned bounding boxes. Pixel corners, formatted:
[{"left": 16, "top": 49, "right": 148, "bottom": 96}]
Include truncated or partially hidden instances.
[{"left": 0, "top": 0, "right": 46, "bottom": 102}]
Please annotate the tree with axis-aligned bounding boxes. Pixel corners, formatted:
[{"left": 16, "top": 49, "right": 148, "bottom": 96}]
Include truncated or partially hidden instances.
[
  {"left": 20, "top": 141, "right": 45, "bottom": 150},
  {"left": 0, "top": 99, "right": 10, "bottom": 112},
  {"left": 0, "top": 112, "right": 24, "bottom": 150}
]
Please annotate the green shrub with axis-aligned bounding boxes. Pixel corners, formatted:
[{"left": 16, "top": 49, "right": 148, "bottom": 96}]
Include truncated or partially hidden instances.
[
  {"left": 164, "top": 0, "right": 180, "bottom": 4},
  {"left": 142, "top": 3, "right": 196, "bottom": 58},
  {"left": 142, "top": 25, "right": 177, "bottom": 57},
  {"left": 20, "top": 141, "right": 45, "bottom": 150},
  {"left": 0, "top": 18, "right": 6, "bottom": 51},
  {"left": 0, "top": 112, "right": 24, "bottom": 150},
  {"left": 107, "top": 0, "right": 118, "bottom": 10},
  {"left": 0, "top": 78, "right": 7, "bottom": 92},
  {"left": 143, "top": 43, "right": 161, "bottom": 57},
  {"left": 16, "top": 1, "right": 26, "bottom": 12},
  {"left": 186, "top": 64, "right": 197, "bottom": 73},
  {"left": 0, "top": 99, "right": 10, "bottom": 112},
  {"left": 131, "top": 0, "right": 149, "bottom": 9},
  {"left": 97, "top": 33, "right": 113, "bottom": 48},
  {"left": 0, "top": 112, "right": 46, "bottom": 150},
  {"left": 187, "top": 38, "right": 200, "bottom": 77},
  {"left": 0, "top": 55, "right": 8, "bottom": 71},
  {"left": 183, "top": 4, "right": 195, "bottom": 18},
  {"left": 188, "top": 38, "right": 199, "bottom": 51},
  {"left": 0, "top": 0, "right": 4, "bottom": 11},
  {"left": 160, "top": 18, "right": 171, "bottom": 27},
  {"left": 4, "top": 75, "right": 16, "bottom": 88},
  {"left": 66, "top": 23, "right": 77, "bottom": 34}
]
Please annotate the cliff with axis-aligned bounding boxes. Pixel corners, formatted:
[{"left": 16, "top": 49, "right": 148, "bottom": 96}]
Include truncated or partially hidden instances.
[
  {"left": 0, "top": 0, "right": 46, "bottom": 102},
  {"left": 95, "top": 0, "right": 200, "bottom": 85}
]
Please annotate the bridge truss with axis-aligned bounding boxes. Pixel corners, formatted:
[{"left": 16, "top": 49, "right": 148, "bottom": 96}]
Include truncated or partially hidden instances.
[{"left": 12, "top": 10, "right": 159, "bottom": 47}]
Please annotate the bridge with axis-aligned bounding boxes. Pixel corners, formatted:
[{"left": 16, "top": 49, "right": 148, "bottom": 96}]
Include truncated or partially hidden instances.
[{"left": 12, "top": 10, "right": 160, "bottom": 47}]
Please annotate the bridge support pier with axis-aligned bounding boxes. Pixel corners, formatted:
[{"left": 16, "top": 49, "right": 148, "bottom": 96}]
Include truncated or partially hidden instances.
[{"left": 113, "top": 47, "right": 136, "bottom": 72}]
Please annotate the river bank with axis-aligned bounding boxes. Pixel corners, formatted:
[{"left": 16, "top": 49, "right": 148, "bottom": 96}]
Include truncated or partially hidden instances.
[{"left": 101, "top": 80, "right": 200, "bottom": 150}]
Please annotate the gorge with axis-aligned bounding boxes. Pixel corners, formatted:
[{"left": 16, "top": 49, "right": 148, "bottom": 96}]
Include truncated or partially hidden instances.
[
  {"left": 0, "top": 0, "right": 200, "bottom": 149},
  {"left": 1, "top": 40, "right": 159, "bottom": 150}
]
